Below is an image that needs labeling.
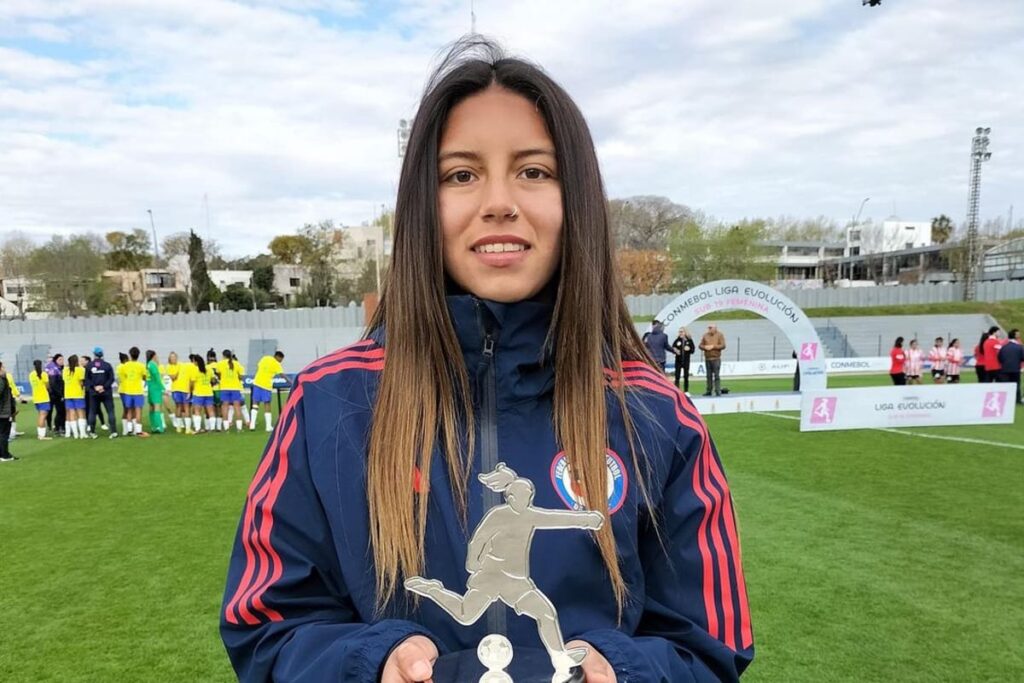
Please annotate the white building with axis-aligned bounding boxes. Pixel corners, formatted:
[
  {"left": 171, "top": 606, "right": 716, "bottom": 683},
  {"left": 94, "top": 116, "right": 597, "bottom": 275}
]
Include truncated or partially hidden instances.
[
  {"left": 336, "top": 224, "right": 392, "bottom": 280},
  {"left": 208, "top": 270, "right": 253, "bottom": 291},
  {"left": 0, "top": 276, "right": 46, "bottom": 313},
  {"left": 850, "top": 219, "right": 932, "bottom": 255},
  {"left": 273, "top": 264, "right": 310, "bottom": 306}
]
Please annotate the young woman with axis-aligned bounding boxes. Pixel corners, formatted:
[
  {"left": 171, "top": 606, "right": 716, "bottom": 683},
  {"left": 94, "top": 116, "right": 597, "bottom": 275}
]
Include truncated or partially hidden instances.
[
  {"left": 249, "top": 351, "right": 286, "bottom": 432},
  {"left": 220, "top": 41, "right": 753, "bottom": 683},
  {"left": 927, "top": 337, "right": 946, "bottom": 384},
  {"left": 29, "top": 360, "right": 52, "bottom": 440},
  {"left": 62, "top": 355, "right": 88, "bottom": 439},
  {"left": 119, "top": 347, "right": 149, "bottom": 437},
  {"left": 974, "top": 331, "right": 989, "bottom": 383},
  {"left": 946, "top": 338, "right": 963, "bottom": 384},
  {"left": 166, "top": 352, "right": 193, "bottom": 433},
  {"left": 207, "top": 349, "right": 223, "bottom": 431},
  {"left": 906, "top": 339, "right": 923, "bottom": 385},
  {"left": 216, "top": 349, "right": 245, "bottom": 432},
  {"left": 890, "top": 336, "right": 907, "bottom": 385},
  {"left": 145, "top": 350, "right": 166, "bottom": 434},
  {"left": 190, "top": 355, "right": 216, "bottom": 434}
]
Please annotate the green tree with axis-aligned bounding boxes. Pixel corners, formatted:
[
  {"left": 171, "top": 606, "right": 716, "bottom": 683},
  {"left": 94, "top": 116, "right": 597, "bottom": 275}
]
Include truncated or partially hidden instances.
[
  {"left": 28, "top": 235, "right": 107, "bottom": 315},
  {"left": 931, "top": 215, "right": 955, "bottom": 244},
  {"left": 105, "top": 229, "right": 153, "bottom": 271},
  {"left": 297, "top": 221, "right": 341, "bottom": 305},
  {"left": 163, "top": 291, "right": 190, "bottom": 312},
  {"left": 187, "top": 231, "right": 220, "bottom": 311},
  {"left": 269, "top": 234, "right": 314, "bottom": 264},
  {"left": 220, "top": 283, "right": 255, "bottom": 311}
]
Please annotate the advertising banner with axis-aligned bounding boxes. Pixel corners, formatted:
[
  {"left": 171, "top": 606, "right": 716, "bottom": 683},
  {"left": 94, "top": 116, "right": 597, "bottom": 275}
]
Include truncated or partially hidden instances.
[{"left": 800, "top": 383, "right": 1017, "bottom": 431}]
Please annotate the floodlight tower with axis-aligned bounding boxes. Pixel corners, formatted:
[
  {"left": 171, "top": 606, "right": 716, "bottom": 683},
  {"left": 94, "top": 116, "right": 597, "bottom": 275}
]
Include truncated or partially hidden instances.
[{"left": 963, "top": 127, "right": 992, "bottom": 301}]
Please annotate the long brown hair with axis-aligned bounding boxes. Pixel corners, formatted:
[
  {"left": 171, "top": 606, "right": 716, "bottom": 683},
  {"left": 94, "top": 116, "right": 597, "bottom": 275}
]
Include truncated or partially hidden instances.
[{"left": 366, "top": 38, "right": 653, "bottom": 613}]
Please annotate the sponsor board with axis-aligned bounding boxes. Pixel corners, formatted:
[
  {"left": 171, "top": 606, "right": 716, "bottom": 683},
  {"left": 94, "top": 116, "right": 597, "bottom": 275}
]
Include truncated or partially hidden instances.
[{"left": 800, "top": 383, "right": 1016, "bottom": 431}]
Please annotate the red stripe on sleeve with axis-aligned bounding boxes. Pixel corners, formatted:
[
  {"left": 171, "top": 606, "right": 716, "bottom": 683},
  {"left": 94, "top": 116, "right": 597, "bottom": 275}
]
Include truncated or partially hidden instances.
[
  {"left": 224, "top": 342, "right": 385, "bottom": 625},
  {"left": 618, "top": 362, "right": 752, "bottom": 650}
]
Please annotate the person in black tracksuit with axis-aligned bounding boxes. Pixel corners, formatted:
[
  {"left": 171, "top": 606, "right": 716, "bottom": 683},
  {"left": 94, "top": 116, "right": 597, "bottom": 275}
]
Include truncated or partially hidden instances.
[
  {"left": 85, "top": 349, "right": 118, "bottom": 438},
  {"left": 0, "top": 362, "right": 18, "bottom": 461},
  {"left": 672, "top": 326, "right": 695, "bottom": 392},
  {"left": 47, "top": 354, "right": 66, "bottom": 435},
  {"left": 997, "top": 328, "right": 1023, "bottom": 405}
]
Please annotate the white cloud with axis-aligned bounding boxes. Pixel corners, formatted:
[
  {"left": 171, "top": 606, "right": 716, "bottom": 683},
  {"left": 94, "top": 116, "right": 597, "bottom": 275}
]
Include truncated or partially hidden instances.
[{"left": 1, "top": 0, "right": 1022, "bottom": 256}]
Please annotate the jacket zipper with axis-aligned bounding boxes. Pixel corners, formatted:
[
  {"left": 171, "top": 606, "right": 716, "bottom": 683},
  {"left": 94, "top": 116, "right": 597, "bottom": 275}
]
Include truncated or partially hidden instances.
[{"left": 477, "top": 305, "right": 506, "bottom": 637}]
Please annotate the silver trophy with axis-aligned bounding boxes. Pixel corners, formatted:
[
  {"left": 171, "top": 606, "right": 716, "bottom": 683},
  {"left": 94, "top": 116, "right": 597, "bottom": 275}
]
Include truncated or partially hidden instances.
[{"left": 405, "top": 463, "right": 605, "bottom": 683}]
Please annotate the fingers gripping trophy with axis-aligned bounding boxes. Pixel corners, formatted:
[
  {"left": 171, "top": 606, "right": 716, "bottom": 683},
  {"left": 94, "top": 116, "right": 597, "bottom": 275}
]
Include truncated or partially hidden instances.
[{"left": 405, "top": 463, "right": 605, "bottom": 683}]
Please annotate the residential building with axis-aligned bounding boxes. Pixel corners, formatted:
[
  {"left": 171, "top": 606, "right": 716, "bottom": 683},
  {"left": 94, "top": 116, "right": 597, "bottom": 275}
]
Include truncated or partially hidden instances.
[
  {"left": 209, "top": 270, "right": 253, "bottom": 291},
  {"left": 273, "top": 264, "right": 310, "bottom": 307}
]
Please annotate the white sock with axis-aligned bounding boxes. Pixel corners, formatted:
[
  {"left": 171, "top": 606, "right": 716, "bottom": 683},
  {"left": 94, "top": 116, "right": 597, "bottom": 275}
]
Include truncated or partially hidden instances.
[
  {"left": 193, "top": 414, "right": 202, "bottom": 431},
  {"left": 122, "top": 418, "right": 129, "bottom": 434},
  {"left": 205, "top": 416, "right": 214, "bottom": 431},
  {"left": 134, "top": 420, "right": 143, "bottom": 434},
  {"left": 38, "top": 426, "right": 46, "bottom": 439},
  {"left": 70, "top": 420, "right": 79, "bottom": 438},
  {"left": 265, "top": 412, "right": 273, "bottom": 430},
  {"left": 226, "top": 406, "right": 234, "bottom": 427},
  {"left": 249, "top": 407, "right": 258, "bottom": 430},
  {"left": 78, "top": 418, "right": 87, "bottom": 437},
  {"left": 65, "top": 422, "right": 72, "bottom": 437},
  {"left": 235, "top": 420, "right": 243, "bottom": 431}
]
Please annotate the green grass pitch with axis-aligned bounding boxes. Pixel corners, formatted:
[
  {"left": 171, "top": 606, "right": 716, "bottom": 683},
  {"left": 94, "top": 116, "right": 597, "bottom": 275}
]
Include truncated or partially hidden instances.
[{"left": 1, "top": 380, "right": 1021, "bottom": 682}]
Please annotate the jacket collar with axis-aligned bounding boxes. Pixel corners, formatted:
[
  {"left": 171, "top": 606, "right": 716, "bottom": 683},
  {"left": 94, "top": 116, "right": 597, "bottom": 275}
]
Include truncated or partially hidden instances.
[{"left": 445, "top": 283, "right": 557, "bottom": 407}]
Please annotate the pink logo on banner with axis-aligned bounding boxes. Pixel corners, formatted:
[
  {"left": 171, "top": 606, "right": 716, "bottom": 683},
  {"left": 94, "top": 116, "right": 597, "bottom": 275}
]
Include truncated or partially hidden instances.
[
  {"left": 982, "top": 391, "right": 1006, "bottom": 418},
  {"left": 810, "top": 397, "right": 837, "bottom": 424},
  {"left": 800, "top": 342, "right": 818, "bottom": 360}
]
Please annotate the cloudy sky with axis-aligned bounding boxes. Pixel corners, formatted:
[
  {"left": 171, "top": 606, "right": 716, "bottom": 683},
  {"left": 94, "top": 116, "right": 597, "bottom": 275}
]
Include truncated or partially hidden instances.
[{"left": 2, "top": 0, "right": 1022, "bottom": 256}]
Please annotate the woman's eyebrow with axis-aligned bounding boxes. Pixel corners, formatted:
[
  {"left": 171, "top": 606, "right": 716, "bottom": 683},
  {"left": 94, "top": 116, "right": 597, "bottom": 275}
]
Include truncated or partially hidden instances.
[{"left": 438, "top": 148, "right": 556, "bottom": 163}]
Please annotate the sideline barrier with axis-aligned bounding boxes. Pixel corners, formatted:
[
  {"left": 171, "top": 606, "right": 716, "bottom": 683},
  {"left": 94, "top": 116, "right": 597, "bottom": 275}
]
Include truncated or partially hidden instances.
[{"left": 800, "top": 383, "right": 1016, "bottom": 431}]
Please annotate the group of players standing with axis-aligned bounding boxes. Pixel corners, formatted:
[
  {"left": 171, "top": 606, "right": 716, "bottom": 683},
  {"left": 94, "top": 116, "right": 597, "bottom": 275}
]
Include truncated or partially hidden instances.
[{"left": 13, "top": 348, "right": 287, "bottom": 440}]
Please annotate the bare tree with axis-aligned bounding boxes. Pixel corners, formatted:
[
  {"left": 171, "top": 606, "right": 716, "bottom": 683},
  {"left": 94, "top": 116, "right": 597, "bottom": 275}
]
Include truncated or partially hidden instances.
[{"left": 608, "top": 196, "right": 691, "bottom": 250}]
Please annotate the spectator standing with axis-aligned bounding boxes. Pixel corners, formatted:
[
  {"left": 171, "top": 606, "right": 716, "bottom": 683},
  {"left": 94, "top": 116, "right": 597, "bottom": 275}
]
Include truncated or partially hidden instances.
[
  {"left": 642, "top": 320, "right": 673, "bottom": 373},
  {"left": 997, "top": 328, "right": 1023, "bottom": 405},
  {"left": 700, "top": 324, "right": 727, "bottom": 397},
  {"left": 671, "top": 327, "right": 695, "bottom": 392},
  {"left": 0, "top": 361, "right": 18, "bottom": 462}
]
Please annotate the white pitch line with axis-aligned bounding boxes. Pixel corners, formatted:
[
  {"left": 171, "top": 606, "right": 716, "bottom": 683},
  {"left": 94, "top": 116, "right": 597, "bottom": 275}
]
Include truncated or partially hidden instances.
[{"left": 752, "top": 411, "right": 1024, "bottom": 451}]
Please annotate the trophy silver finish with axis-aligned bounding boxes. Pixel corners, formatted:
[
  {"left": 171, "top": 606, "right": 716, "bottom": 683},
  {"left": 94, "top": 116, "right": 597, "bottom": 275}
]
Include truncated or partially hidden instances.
[{"left": 405, "top": 463, "right": 604, "bottom": 683}]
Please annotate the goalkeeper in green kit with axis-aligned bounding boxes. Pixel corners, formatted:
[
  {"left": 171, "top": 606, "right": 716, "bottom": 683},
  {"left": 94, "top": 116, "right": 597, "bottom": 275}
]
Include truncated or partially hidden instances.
[{"left": 144, "top": 350, "right": 166, "bottom": 434}]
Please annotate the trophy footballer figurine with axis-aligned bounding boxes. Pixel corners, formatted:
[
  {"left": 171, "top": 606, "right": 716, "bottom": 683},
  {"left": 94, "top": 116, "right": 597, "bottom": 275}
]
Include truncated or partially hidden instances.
[{"left": 405, "top": 463, "right": 605, "bottom": 683}]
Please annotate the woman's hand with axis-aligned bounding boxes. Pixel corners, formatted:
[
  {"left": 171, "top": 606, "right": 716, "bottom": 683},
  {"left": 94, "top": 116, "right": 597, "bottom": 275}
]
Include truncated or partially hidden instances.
[
  {"left": 566, "top": 640, "right": 617, "bottom": 682},
  {"left": 381, "top": 635, "right": 439, "bottom": 682}
]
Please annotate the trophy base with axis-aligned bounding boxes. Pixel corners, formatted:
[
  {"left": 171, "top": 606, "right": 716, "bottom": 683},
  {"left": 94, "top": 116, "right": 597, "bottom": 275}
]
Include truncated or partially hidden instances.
[{"left": 432, "top": 647, "right": 584, "bottom": 683}]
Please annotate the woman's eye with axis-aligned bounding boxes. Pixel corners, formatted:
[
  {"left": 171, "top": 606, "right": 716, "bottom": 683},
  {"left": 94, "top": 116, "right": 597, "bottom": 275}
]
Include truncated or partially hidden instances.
[
  {"left": 520, "top": 168, "right": 551, "bottom": 180},
  {"left": 446, "top": 170, "right": 475, "bottom": 184}
]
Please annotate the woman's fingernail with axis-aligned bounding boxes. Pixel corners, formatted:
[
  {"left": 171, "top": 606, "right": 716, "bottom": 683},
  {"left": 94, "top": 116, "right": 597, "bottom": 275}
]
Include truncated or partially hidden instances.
[{"left": 410, "top": 660, "right": 431, "bottom": 679}]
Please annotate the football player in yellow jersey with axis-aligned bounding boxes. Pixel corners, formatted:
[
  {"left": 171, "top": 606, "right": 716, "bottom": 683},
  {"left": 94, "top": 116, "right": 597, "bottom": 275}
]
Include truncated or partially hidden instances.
[
  {"left": 62, "top": 354, "right": 88, "bottom": 438},
  {"left": 217, "top": 349, "right": 246, "bottom": 432},
  {"left": 166, "top": 351, "right": 194, "bottom": 433},
  {"left": 119, "top": 347, "right": 150, "bottom": 437},
  {"left": 250, "top": 351, "right": 286, "bottom": 431},
  {"left": 28, "top": 360, "right": 52, "bottom": 440},
  {"left": 189, "top": 354, "right": 216, "bottom": 433}
]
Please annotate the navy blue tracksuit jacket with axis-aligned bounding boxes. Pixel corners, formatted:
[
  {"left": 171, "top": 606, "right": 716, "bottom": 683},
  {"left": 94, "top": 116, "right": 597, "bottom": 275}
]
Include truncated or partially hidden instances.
[{"left": 221, "top": 295, "right": 754, "bottom": 681}]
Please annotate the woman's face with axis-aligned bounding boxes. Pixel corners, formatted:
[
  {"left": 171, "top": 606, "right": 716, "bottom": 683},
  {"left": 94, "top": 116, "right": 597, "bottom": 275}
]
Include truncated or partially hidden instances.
[{"left": 438, "top": 85, "right": 563, "bottom": 303}]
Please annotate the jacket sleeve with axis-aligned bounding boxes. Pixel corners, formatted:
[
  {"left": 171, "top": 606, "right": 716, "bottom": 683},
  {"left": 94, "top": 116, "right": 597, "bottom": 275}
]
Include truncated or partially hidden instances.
[
  {"left": 578, "top": 414, "right": 754, "bottom": 682},
  {"left": 220, "top": 383, "right": 441, "bottom": 682}
]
